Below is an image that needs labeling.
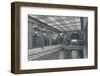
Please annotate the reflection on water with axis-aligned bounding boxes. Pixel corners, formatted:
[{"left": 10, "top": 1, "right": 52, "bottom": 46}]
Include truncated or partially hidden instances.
[
  {"left": 31, "top": 49, "right": 84, "bottom": 60},
  {"left": 59, "top": 51, "right": 65, "bottom": 59}
]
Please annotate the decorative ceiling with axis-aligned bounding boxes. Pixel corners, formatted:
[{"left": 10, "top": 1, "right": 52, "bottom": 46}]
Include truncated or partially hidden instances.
[{"left": 29, "top": 15, "right": 81, "bottom": 31}]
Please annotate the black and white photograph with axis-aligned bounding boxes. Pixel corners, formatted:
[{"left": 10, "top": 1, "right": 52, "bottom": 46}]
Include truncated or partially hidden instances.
[{"left": 28, "top": 15, "right": 88, "bottom": 61}]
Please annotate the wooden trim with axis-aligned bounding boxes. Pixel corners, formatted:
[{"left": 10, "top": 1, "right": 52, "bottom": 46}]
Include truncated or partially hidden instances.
[{"left": 11, "top": 2, "right": 16, "bottom": 73}]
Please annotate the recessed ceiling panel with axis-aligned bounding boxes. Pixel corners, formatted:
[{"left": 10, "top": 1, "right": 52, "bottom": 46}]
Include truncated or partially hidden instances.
[{"left": 29, "top": 15, "right": 81, "bottom": 31}]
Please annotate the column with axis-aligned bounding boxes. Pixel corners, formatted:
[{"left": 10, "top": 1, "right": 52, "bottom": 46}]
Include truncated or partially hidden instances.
[
  {"left": 28, "top": 22, "right": 33, "bottom": 49},
  {"left": 58, "top": 33, "right": 60, "bottom": 44},
  {"left": 49, "top": 32, "right": 52, "bottom": 46},
  {"left": 81, "top": 17, "right": 88, "bottom": 58}
]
